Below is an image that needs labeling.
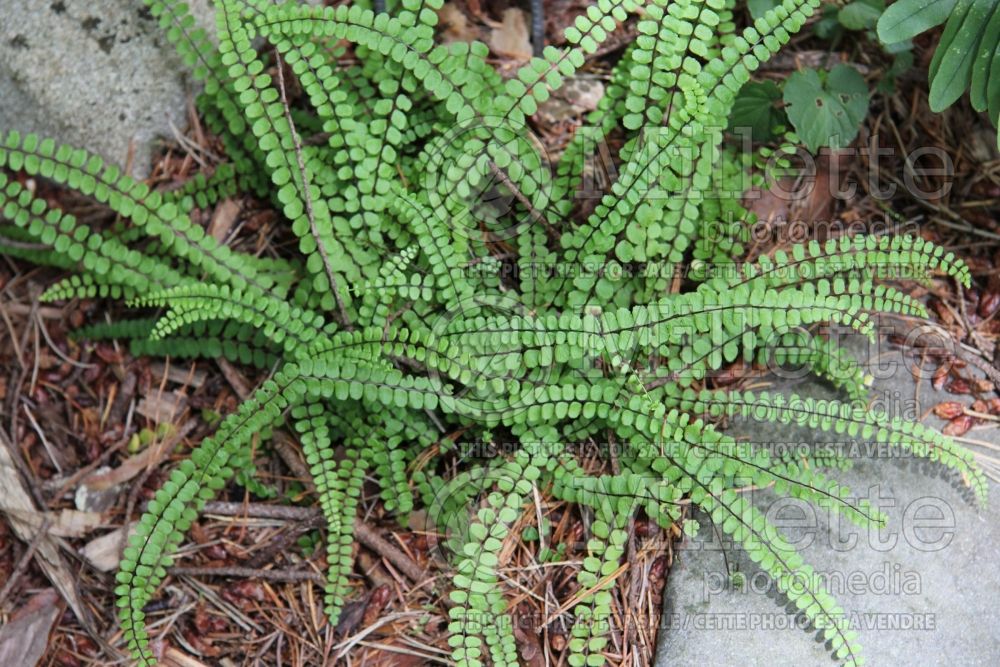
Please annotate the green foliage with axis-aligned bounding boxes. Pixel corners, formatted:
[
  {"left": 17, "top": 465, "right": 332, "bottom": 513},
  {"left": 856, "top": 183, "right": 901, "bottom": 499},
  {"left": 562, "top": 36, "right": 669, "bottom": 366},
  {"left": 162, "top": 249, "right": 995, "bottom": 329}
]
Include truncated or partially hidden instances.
[
  {"left": 730, "top": 80, "right": 785, "bottom": 140},
  {"left": 839, "top": 0, "right": 885, "bottom": 30},
  {"left": 877, "top": 0, "right": 1000, "bottom": 139},
  {"left": 0, "top": 2, "right": 987, "bottom": 667},
  {"left": 749, "top": 0, "right": 782, "bottom": 18},
  {"left": 783, "top": 64, "right": 871, "bottom": 151}
]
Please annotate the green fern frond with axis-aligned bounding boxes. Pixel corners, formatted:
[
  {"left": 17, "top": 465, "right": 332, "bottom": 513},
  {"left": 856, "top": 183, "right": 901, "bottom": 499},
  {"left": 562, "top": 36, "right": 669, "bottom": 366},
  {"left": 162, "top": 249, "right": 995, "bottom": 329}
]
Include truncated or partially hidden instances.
[
  {"left": 133, "top": 284, "right": 326, "bottom": 355},
  {"left": 673, "top": 388, "right": 988, "bottom": 506},
  {"left": 117, "top": 368, "right": 305, "bottom": 664}
]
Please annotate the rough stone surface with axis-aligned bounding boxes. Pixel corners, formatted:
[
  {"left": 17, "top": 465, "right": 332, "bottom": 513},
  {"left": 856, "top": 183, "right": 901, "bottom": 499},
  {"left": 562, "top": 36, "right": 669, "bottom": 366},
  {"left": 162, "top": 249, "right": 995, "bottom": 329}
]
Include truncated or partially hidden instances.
[
  {"left": 655, "top": 334, "right": 1000, "bottom": 665},
  {"left": 0, "top": 0, "right": 215, "bottom": 178}
]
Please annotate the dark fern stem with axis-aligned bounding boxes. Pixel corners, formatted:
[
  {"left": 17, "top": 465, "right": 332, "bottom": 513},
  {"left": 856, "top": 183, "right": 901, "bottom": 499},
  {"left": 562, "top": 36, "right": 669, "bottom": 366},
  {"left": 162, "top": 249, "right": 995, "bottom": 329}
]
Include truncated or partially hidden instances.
[{"left": 531, "top": 0, "right": 544, "bottom": 57}]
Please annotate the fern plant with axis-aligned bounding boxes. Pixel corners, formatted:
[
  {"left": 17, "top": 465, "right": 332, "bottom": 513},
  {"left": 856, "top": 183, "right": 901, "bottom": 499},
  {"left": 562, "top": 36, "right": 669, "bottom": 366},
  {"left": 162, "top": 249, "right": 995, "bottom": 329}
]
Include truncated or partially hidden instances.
[{"left": 0, "top": 1, "right": 988, "bottom": 666}]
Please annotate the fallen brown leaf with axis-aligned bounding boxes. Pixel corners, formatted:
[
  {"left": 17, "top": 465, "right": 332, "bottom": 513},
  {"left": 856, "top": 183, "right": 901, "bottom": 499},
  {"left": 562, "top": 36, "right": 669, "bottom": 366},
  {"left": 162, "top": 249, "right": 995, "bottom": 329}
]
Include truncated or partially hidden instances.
[
  {"left": 489, "top": 8, "right": 532, "bottom": 60},
  {"left": 0, "top": 589, "right": 61, "bottom": 667},
  {"left": 207, "top": 198, "right": 241, "bottom": 242},
  {"left": 438, "top": 3, "right": 481, "bottom": 43},
  {"left": 80, "top": 523, "right": 137, "bottom": 572},
  {"left": 1, "top": 507, "right": 103, "bottom": 538},
  {"left": 0, "top": 430, "right": 90, "bottom": 627},
  {"left": 136, "top": 390, "right": 188, "bottom": 423},
  {"left": 81, "top": 418, "right": 196, "bottom": 491}
]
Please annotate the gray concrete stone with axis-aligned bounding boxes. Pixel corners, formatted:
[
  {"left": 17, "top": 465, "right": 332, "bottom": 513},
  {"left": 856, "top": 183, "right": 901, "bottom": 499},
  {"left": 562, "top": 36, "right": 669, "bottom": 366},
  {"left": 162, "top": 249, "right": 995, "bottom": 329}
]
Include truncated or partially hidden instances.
[
  {"left": 655, "top": 333, "right": 1000, "bottom": 665},
  {"left": 0, "top": 0, "right": 215, "bottom": 178}
]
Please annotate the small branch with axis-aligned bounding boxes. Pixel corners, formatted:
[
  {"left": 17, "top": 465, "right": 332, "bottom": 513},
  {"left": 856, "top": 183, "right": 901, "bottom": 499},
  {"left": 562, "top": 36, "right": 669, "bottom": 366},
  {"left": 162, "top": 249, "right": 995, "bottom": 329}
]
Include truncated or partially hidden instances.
[
  {"left": 47, "top": 434, "right": 129, "bottom": 501},
  {"left": 956, "top": 278, "right": 994, "bottom": 361},
  {"left": 170, "top": 565, "right": 324, "bottom": 584},
  {"left": 356, "top": 550, "right": 397, "bottom": 590},
  {"left": 200, "top": 502, "right": 426, "bottom": 584},
  {"left": 272, "top": 430, "right": 313, "bottom": 484},
  {"left": 245, "top": 514, "right": 326, "bottom": 569},
  {"left": 956, "top": 346, "right": 1000, "bottom": 388},
  {"left": 202, "top": 501, "right": 316, "bottom": 521},
  {"left": 353, "top": 520, "right": 426, "bottom": 585},
  {"left": 217, "top": 358, "right": 253, "bottom": 400}
]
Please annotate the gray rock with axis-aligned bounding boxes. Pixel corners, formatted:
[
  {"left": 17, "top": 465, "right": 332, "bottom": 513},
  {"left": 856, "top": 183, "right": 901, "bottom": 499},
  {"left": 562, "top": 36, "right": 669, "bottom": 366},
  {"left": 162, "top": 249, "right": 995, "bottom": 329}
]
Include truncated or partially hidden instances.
[
  {"left": 0, "top": 0, "right": 216, "bottom": 178},
  {"left": 655, "top": 333, "right": 1000, "bottom": 666}
]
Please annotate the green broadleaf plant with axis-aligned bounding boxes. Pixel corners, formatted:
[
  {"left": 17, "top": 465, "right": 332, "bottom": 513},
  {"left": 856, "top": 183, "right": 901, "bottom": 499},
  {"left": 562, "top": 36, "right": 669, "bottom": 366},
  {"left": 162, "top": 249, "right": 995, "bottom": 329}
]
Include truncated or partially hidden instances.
[
  {"left": 877, "top": 0, "right": 1000, "bottom": 142},
  {"left": 0, "top": 1, "right": 987, "bottom": 666},
  {"left": 839, "top": 0, "right": 885, "bottom": 30},
  {"left": 730, "top": 80, "right": 786, "bottom": 140},
  {"left": 783, "top": 63, "right": 871, "bottom": 151}
]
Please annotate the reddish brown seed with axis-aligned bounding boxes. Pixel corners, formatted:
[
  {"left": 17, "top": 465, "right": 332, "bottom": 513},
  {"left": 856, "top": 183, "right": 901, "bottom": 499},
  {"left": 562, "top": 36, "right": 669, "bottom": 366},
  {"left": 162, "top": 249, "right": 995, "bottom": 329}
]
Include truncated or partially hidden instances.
[
  {"left": 988, "top": 398, "right": 1000, "bottom": 414},
  {"left": 947, "top": 378, "right": 971, "bottom": 395},
  {"left": 194, "top": 603, "right": 228, "bottom": 634},
  {"left": 56, "top": 653, "right": 81, "bottom": 667},
  {"left": 93, "top": 343, "right": 123, "bottom": 364},
  {"left": 203, "top": 543, "right": 228, "bottom": 561},
  {"left": 943, "top": 415, "right": 974, "bottom": 437},
  {"left": 979, "top": 292, "right": 1000, "bottom": 319},
  {"left": 933, "top": 402, "right": 965, "bottom": 419},
  {"left": 973, "top": 379, "right": 995, "bottom": 393},
  {"left": 971, "top": 400, "right": 989, "bottom": 415},
  {"left": 649, "top": 555, "right": 668, "bottom": 581},
  {"left": 227, "top": 580, "right": 266, "bottom": 602}
]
